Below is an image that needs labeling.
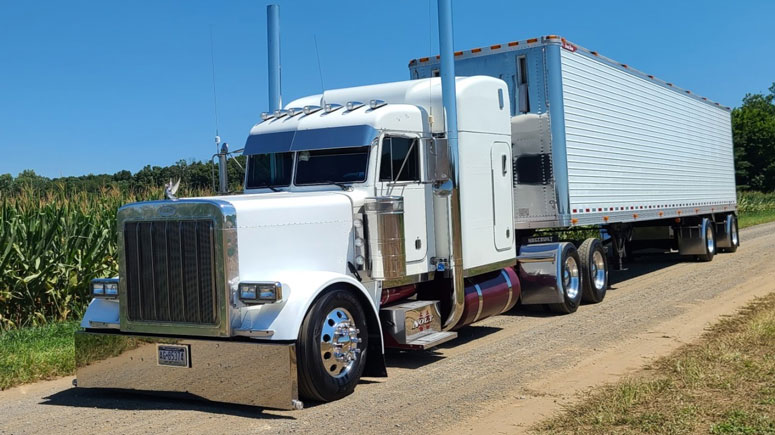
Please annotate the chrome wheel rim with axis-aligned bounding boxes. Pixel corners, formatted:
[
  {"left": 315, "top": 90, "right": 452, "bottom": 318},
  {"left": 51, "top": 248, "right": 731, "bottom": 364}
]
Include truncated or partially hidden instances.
[
  {"left": 563, "top": 256, "right": 580, "bottom": 299},
  {"left": 706, "top": 224, "right": 715, "bottom": 254},
  {"left": 319, "top": 307, "right": 361, "bottom": 378},
  {"left": 731, "top": 218, "right": 739, "bottom": 246},
  {"left": 591, "top": 250, "right": 607, "bottom": 290}
]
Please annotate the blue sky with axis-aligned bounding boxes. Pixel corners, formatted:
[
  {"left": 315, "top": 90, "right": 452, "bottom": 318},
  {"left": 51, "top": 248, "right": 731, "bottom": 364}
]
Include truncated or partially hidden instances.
[{"left": 1, "top": 0, "right": 773, "bottom": 178}]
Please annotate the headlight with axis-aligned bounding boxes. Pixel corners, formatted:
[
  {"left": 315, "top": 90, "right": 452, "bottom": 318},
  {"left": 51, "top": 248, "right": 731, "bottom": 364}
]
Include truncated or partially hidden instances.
[
  {"left": 239, "top": 282, "right": 283, "bottom": 304},
  {"left": 91, "top": 278, "right": 119, "bottom": 299}
]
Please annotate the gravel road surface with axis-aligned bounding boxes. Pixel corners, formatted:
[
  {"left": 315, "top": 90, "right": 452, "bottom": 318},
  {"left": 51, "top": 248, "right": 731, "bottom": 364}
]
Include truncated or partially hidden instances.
[{"left": 2, "top": 222, "right": 773, "bottom": 435}]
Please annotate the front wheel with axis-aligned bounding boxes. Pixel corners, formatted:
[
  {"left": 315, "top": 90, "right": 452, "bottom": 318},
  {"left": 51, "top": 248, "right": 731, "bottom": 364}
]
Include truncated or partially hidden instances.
[{"left": 297, "top": 287, "right": 368, "bottom": 402}]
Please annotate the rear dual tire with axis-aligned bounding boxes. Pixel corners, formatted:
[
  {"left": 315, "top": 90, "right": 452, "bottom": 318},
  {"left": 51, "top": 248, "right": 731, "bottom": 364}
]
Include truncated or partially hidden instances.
[
  {"left": 578, "top": 238, "right": 608, "bottom": 304},
  {"left": 548, "top": 244, "right": 583, "bottom": 314},
  {"left": 720, "top": 214, "right": 739, "bottom": 253},
  {"left": 697, "top": 219, "right": 716, "bottom": 262}
]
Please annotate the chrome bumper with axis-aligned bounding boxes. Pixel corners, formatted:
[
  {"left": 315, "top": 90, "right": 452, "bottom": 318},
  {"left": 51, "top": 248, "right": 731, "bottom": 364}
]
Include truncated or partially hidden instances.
[{"left": 74, "top": 331, "right": 300, "bottom": 410}]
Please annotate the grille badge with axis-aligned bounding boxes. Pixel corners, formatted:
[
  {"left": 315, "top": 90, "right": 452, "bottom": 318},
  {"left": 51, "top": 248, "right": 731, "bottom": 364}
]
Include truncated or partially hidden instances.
[{"left": 159, "top": 205, "right": 176, "bottom": 217}]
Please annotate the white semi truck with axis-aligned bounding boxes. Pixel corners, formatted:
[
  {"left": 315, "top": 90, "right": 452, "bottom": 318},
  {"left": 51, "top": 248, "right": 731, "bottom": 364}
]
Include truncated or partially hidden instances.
[{"left": 74, "top": 4, "right": 738, "bottom": 410}]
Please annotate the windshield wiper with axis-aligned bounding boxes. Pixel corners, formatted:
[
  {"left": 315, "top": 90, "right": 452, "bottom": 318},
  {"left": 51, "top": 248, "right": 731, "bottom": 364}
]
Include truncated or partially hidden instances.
[
  {"left": 254, "top": 184, "right": 282, "bottom": 192},
  {"left": 322, "top": 181, "right": 352, "bottom": 191}
]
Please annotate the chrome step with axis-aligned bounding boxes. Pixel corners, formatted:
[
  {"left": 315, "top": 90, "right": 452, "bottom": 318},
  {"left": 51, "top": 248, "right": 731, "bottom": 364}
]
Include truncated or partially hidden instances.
[{"left": 403, "top": 331, "right": 458, "bottom": 350}]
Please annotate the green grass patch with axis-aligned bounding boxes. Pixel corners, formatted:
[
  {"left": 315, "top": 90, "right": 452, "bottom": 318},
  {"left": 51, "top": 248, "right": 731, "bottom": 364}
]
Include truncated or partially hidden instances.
[
  {"left": 535, "top": 293, "right": 775, "bottom": 434},
  {"left": 739, "top": 210, "right": 775, "bottom": 228},
  {"left": 0, "top": 320, "right": 78, "bottom": 390},
  {"left": 738, "top": 191, "right": 775, "bottom": 228}
]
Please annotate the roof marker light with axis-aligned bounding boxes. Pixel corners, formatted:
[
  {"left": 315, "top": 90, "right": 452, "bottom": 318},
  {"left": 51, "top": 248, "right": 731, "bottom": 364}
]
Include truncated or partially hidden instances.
[
  {"left": 324, "top": 103, "right": 342, "bottom": 113},
  {"left": 527, "top": 38, "right": 538, "bottom": 43},
  {"left": 273, "top": 109, "right": 289, "bottom": 118},
  {"left": 471, "top": 48, "right": 482, "bottom": 53},
  {"left": 302, "top": 105, "right": 322, "bottom": 115},
  {"left": 508, "top": 41, "right": 519, "bottom": 47},
  {"left": 369, "top": 99, "right": 387, "bottom": 109},
  {"left": 419, "top": 57, "right": 430, "bottom": 63},
  {"left": 454, "top": 51, "right": 463, "bottom": 56},
  {"left": 287, "top": 107, "right": 303, "bottom": 116},
  {"left": 260, "top": 112, "right": 275, "bottom": 121},
  {"left": 490, "top": 44, "right": 501, "bottom": 49},
  {"left": 345, "top": 101, "right": 364, "bottom": 111}
]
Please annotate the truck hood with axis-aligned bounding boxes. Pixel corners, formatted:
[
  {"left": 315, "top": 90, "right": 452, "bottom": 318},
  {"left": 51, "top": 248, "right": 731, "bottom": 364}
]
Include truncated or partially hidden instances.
[{"left": 201, "top": 191, "right": 363, "bottom": 281}]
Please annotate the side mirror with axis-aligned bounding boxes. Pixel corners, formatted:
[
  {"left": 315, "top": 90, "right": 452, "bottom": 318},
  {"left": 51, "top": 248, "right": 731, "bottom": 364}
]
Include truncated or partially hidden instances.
[{"left": 426, "top": 137, "right": 450, "bottom": 183}]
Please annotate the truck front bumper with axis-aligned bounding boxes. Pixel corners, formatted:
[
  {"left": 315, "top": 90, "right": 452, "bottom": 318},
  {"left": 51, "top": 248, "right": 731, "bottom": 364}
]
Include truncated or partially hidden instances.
[{"left": 74, "top": 331, "right": 301, "bottom": 410}]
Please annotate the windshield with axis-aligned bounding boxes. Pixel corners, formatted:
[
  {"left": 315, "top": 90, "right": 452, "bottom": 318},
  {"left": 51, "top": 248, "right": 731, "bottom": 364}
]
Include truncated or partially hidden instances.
[
  {"left": 245, "top": 152, "right": 293, "bottom": 189},
  {"left": 295, "top": 147, "right": 370, "bottom": 185}
]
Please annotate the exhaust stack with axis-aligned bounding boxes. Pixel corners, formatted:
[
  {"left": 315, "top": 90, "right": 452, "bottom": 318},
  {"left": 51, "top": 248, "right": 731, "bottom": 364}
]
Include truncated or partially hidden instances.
[
  {"left": 267, "top": 4, "right": 281, "bottom": 111},
  {"left": 436, "top": 0, "right": 465, "bottom": 330}
]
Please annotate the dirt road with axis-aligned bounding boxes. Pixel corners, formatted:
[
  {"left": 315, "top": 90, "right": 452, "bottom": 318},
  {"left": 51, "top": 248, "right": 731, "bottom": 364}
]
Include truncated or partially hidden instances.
[{"left": 2, "top": 222, "right": 774, "bottom": 435}]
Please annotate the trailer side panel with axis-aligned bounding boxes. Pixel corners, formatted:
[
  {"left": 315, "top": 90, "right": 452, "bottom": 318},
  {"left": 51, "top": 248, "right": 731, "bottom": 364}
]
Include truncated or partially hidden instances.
[{"left": 560, "top": 48, "right": 736, "bottom": 225}]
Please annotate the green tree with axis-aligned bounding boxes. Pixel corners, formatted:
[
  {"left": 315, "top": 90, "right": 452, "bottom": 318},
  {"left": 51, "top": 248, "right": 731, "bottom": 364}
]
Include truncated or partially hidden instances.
[{"left": 732, "top": 83, "right": 775, "bottom": 191}]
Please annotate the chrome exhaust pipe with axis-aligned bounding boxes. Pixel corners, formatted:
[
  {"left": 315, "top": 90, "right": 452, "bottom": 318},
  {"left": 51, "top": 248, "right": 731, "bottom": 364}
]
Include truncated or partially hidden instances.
[
  {"left": 267, "top": 4, "right": 281, "bottom": 111},
  {"left": 437, "top": 0, "right": 465, "bottom": 330}
]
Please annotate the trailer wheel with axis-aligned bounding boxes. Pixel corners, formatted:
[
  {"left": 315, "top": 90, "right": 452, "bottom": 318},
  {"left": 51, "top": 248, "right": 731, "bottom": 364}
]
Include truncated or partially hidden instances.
[
  {"left": 697, "top": 218, "right": 716, "bottom": 262},
  {"left": 579, "top": 238, "right": 608, "bottom": 304},
  {"left": 721, "top": 214, "right": 739, "bottom": 253},
  {"left": 297, "top": 287, "right": 368, "bottom": 402},
  {"left": 548, "top": 244, "right": 583, "bottom": 314}
]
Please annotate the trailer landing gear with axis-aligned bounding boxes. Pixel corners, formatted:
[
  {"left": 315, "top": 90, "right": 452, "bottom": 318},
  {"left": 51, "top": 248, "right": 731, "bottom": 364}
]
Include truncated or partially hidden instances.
[{"left": 606, "top": 224, "right": 632, "bottom": 271}]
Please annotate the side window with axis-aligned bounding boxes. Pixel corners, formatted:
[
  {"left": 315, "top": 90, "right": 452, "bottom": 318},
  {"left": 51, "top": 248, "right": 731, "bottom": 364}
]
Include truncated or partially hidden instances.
[
  {"left": 379, "top": 136, "right": 420, "bottom": 182},
  {"left": 517, "top": 55, "right": 530, "bottom": 113},
  {"left": 515, "top": 153, "right": 552, "bottom": 185}
]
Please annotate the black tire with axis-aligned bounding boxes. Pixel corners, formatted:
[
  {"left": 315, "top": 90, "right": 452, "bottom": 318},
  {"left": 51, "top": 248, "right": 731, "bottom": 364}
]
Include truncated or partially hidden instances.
[
  {"left": 721, "top": 215, "right": 739, "bottom": 253},
  {"left": 697, "top": 218, "right": 716, "bottom": 262},
  {"left": 297, "top": 287, "right": 369, "bottom": 402},
  {"left": 548, "top": 244, "right": 583, "bottom": 314},
  {"left": 579, "top": 238, "right": 608, "bottom": 304}
]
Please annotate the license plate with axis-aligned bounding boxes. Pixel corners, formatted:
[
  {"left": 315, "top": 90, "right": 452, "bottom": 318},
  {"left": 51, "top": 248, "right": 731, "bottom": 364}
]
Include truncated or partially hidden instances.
[{"left": 157, "top": 344, "right": 189, "bottom": 368}]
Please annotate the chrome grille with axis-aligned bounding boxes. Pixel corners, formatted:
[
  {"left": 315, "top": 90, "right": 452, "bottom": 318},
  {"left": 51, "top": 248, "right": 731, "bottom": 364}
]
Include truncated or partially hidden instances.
[{"left": 124, "top": 220, "right": 218, "bottom": 324}]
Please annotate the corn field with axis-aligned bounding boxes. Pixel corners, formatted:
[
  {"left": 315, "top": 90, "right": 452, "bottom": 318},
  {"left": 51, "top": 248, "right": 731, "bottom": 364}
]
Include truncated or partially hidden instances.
[
  {"left": 737, "top": 190, "right": 775, "bottom": 214},
  {"left": 0, "top": 185, "right": 209, "bottom": 330},
  {"left": 0, "top": 187, "right": 773, "bottom": 331}
]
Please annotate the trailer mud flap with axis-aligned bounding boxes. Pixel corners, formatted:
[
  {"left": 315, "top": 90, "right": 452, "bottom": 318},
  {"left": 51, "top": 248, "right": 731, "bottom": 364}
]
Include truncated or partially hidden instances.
[{"left": 74, "top": 331, "right": 300, "bottom": 410}]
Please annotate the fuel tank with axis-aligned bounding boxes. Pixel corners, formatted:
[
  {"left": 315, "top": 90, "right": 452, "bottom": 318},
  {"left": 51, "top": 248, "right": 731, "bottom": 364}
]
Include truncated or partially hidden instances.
[{"left": 456, "top": 268, "right": 520, "bottom": 328}]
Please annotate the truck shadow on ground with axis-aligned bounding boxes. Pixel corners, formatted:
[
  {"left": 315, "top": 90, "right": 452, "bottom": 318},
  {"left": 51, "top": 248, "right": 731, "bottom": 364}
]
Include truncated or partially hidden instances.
[
  {"left": 40, "top": 388, "right": 295, "bottom": 419},
  {"left": 608, "top": 252, "right": 687, "bottom": 287}
]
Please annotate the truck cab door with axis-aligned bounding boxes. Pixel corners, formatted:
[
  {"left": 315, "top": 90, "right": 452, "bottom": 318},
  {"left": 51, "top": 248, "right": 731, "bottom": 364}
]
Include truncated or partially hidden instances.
[
  {"left": 376, "top": 135, "right": 430, "bottom": 266},
  {"left": 491, "top": 141, "right": 514, "bottom": 251}
]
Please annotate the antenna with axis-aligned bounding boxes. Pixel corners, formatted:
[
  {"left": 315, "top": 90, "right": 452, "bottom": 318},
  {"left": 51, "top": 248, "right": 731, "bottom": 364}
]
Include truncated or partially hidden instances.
[
  {"left": 209, "top": 26, "right": 221, "bottom": 154},
  {"left": 313, "top": 35, "right": 325, "bottom": 93}
]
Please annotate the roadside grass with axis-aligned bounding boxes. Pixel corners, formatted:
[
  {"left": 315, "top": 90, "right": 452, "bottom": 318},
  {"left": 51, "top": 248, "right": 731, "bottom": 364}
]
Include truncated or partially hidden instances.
[
  {"left": 739, "top": 210, "right": 775, "bottom": 228},
  {"left": 0, "top": 320, "right": 79, "bottom": 390},
  {"left": 535, "top": 292, "right": 775, "bottom": 434},
  {"left": 738, "top": 191, "right": 775, "bottom": 228}
]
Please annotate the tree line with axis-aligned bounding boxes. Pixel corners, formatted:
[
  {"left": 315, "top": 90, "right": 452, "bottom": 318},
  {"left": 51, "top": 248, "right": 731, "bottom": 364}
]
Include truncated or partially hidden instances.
[
  {"left": 1, "top": 83, "right": 774, "bottom": 195},
  {"left": 0, "top": 156, "right": 246, "bottom": 196}
]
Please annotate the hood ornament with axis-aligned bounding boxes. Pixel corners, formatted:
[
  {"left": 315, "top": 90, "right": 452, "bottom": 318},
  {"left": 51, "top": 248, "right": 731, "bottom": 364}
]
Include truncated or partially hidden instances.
[{"left": 164, "top": 178, "right": 181, "bottom": 201}]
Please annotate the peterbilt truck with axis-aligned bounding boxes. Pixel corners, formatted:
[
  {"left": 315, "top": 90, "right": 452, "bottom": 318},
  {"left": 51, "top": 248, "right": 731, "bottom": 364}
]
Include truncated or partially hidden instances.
[{"left": 74, "top": 6, "right": 738, "bottom": 410}]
